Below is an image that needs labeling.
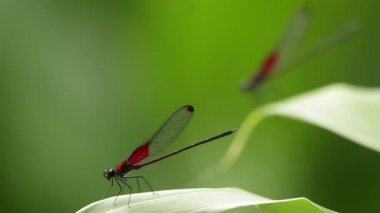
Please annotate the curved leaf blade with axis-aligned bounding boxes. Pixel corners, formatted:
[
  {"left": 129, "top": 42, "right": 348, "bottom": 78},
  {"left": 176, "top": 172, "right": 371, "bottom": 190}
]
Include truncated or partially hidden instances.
[
  {"left": 219, "top": 83, "right": 380, "bottom": 171},
  {"left": 267, "top": 83, "right": 380, "bottom": 152},
  {"left": 77, "top": 188, "right": 334, "bottom": 213}
]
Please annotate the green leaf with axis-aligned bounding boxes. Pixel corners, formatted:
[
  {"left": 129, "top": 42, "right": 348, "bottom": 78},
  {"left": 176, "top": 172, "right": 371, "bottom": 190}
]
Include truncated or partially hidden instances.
[
  {"left": 219, "top": 83, "right": 380, "bottom": 171},
  {"left": 76, "top": 188, "right": 335, "bottom": 213}
]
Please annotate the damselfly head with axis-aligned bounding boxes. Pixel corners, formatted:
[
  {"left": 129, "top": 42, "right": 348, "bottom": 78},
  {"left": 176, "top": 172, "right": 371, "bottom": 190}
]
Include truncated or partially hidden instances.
[{"left": 103, "top": 169, "right": 116, "bottom": 180}]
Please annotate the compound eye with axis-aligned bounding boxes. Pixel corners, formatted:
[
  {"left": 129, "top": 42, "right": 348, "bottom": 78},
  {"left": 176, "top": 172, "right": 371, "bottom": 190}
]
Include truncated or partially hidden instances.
[{"left": 103, "top": 169, "right": 111, "bottom": 179}]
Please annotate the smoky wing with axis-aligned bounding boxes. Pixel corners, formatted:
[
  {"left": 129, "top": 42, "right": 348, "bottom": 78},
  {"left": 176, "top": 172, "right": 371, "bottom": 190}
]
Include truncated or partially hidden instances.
[
  {"left": 127, "top": 105, "right": 194, "bottom": 164},
  {"left": 276, "top": 6, "right": 311, "bottom": 69}
]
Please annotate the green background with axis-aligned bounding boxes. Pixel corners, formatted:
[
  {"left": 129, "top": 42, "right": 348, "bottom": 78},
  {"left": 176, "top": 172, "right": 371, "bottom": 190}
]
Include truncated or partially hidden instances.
[{"left": 1, "top": 0, "right": 379, "bottom": 212}]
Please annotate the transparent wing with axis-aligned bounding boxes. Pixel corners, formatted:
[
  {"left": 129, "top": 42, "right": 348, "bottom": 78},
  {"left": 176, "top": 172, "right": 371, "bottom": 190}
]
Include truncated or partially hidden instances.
[
  {"left": 275, "top": 6, "right": 312, "bottom": 69},
  {"left": 292, "top": 21, "right": 359, "bottom": 66},
  {"left": 127, "top": 105, "right": 194, "bottom": 164}
]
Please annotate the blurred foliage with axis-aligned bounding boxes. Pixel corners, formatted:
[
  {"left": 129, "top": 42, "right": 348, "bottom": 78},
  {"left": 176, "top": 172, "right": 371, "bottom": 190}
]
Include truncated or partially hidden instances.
[{"left": 0, "top": 0, "right": 379, "bottom": 212}]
